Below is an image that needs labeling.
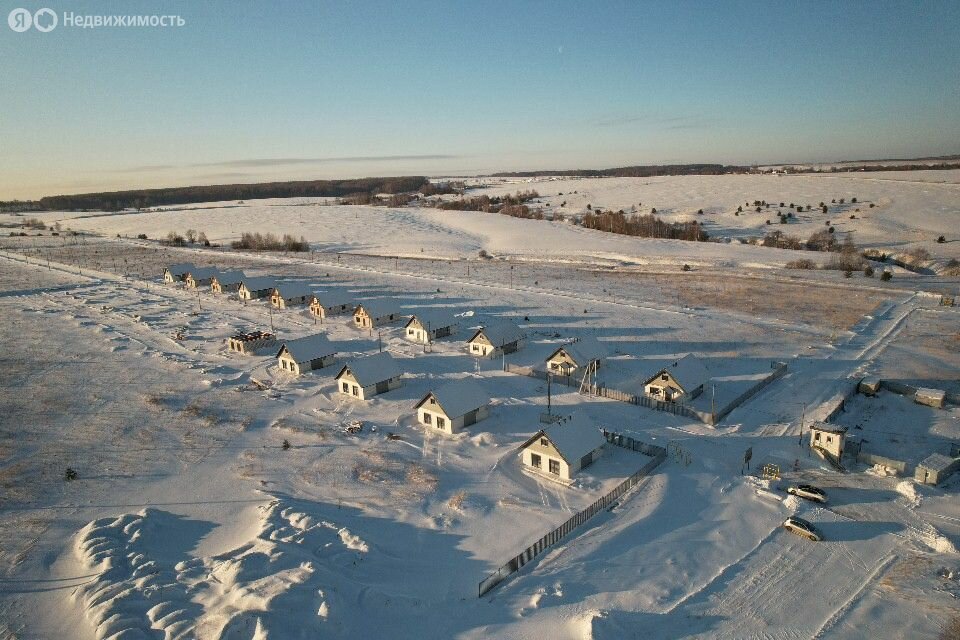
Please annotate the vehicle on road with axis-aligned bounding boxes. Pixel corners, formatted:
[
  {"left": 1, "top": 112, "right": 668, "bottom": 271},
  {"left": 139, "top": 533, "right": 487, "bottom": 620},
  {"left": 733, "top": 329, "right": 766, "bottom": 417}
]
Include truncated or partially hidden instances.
[
  {"left": 783, "top": 516, "right": 823, "bottom": 541},
  {"left": 786, "top": 484, "right": 828, "bottom": 503}
]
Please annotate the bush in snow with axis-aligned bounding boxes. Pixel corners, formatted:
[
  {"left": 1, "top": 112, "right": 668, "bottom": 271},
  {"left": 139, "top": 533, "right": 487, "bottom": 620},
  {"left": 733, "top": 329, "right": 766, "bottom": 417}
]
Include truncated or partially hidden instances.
[{"left": 880, "top": 271, "right": 893, "bottom": 281}]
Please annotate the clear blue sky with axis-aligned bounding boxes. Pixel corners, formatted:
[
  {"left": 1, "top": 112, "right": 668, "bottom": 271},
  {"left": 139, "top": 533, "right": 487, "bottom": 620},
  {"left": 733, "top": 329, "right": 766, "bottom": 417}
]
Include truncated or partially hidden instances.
[{"left": 2, "top": 0, "right": 959, "bottom": 198}]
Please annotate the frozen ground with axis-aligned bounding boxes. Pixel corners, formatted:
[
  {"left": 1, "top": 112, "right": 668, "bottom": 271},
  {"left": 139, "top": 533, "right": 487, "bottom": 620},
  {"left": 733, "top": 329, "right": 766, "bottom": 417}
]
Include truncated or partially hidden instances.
[{"left": 0, "top": 174, "right": 958, "bottom": 639}]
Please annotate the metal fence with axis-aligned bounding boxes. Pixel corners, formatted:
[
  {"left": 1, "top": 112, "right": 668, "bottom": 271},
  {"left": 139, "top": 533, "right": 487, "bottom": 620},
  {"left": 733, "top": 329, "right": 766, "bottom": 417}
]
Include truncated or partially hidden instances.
[{"left": 478, "top": 432, "right": 666, "bottom": 597}]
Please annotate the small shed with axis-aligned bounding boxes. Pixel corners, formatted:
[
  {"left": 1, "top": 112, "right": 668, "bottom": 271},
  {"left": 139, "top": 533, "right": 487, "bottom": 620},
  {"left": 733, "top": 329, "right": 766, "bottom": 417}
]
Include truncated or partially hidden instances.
[
  {"left": 915, "top": 387, "right": 946, "bottom": 409},
  {"left": 914, "top": 453, "right": 960, "bottom": 486},
  {"left": 353, "top": 301, "right": 403, "bottom": 329},
  {"left": 309, "top": 292, "right": 354, "bottom": 319},
  {"left": 643, "top": 354, "right": 710, "bottom": 402},
  {"left": 809, "top": 422, "right": 847, "bottom": 460},
  {"left": 404, "top": 310, "right": 460, "bottom": 344},
  {"left": 211, "top": 270, "right": 246, "bottom": 294},
  {"left": 185, "top": 267, "right": 220, "bottom": 289},
  {"left": 415, "top": 379, "right": 490, "bottom": 434},
  {"left": 335, "top": 352, "right": 403, "bottom": 399},
  {"left": 466, "top": 320, "right": 525, "bottom": 357},
  {"left": 546, "top": 336, "right": 607, "bottom": 376},
  {"left": 276, "top": 334, "right": 338, "bottom": 374},
  {"left": 228, "top": 330, "right": 276, "bottom": 355},
  {"left": 164, "top": 263, "right": 195, "bottom": 283},
  {"left": 520, "top": 413, "right": 606, "bottom": 482},
  {"left": 238, "top": 277, "right": 276, "bottom": 301},
  {"left": 271, "top": 283, "right": 314, "bottom": 309}
]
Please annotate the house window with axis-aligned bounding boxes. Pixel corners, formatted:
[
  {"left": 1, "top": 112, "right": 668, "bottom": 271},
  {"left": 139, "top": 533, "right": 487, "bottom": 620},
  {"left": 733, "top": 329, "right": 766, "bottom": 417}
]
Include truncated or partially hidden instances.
[
  {"left": 437, "top": 417, "right": 446, "bottom": 429},
  {"left": 423, "top": 413, "right": 432, "bottom": 424},
  {"left": 408, "top": 329, "right": 415, "bottom": 335},
  {"left": 531, "top": 453, "right": 542, "bottom": 468},
  {"left": 826, "top": 436, "right": 833, "bottom": 444},
  {"left": 814, "top": 432, "right": 821, "bottom": 441},
  {"left": 548, "top": 459, "right": 560, "bottom": 475},
  {"left": 342, "top": 382, "right": 349, "bottom": 392},
  {"left": 472, "top": 344, "right": 480, "bottom": 352},
  {"left": 281, "top": 360, "right": 287, "bottom": 370},
  {"left": 429, "top": 398, "right": 436, "bottom": 405},
  {"left": 661, "top": 374, "right": 669, "bottom": 381},
  {"left": 540, "top": 437, "right": 548, "bottom": 446},
  {"left": 352, "top": 385, "right": 359, "bottom": 396}
]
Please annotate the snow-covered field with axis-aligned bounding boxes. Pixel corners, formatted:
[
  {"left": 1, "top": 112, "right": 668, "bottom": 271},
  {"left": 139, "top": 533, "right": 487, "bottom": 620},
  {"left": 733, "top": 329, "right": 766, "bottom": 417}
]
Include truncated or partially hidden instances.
[{"left": 0, "top": 171, "right": 958, "bottom": 639}]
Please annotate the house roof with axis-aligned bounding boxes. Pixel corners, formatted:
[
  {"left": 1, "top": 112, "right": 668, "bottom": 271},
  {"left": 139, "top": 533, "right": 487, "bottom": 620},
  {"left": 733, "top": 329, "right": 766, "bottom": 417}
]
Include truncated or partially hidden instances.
[
  {"left": 417, "top": 379, "right": 489, "bottom": 419},
  {"left": 335, "top": 352, "right": 402, "bottom": 387},
  {"left": 810, "top": 422, "right": 847, "bottom": 435},
  {"left": 525, "top": 412, "right": 606, "bottom": 464},
  {"left": 274, "top": 282, "right": 314, "bottom": 299},
  {"left": 406, "top": 309, "right": 460, "bottom": 331},
  {"left": 277, "top": 333, "right": 337, "bottom": 362},
  {"left": 645, "top": 354, "right": 710, "bottom": 392},
  {"left": 186, "top": 266, "right": 220, "bottom": 280},
  {"left": 312, "top": 290, "right": 353, "bottom": 308},
  {"left": 355, "top": 299, "right": 401, "bottom": 319},
  {"left": 214, "top": 270, "right": 246, "bottom": 286},
  {"left": 468, "top": 320, "right": 525, "bottom": 347},
  {"left": 240, "top": 276, "right": 276, "bottom": 292},
  {"left": 548, "top": 336, "right": 608, "bottom": 366},
  {"left": 166, "top": 263, "right": 195, "bottom": 277},
  {"left": 918, "top": 453, "right": 957, "bottom": 473}
]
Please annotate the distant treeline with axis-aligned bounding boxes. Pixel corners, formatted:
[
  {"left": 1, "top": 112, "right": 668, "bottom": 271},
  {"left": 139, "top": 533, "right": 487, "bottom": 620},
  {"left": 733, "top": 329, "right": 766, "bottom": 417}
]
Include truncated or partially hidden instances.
[
  {"left": 776, "top": 162, "right": 960, "bottom": 174},
  {"left": 582, "top": 211, "right": 708, "bottom": 241},
  {"left": 33, "top": 176, "right": 430, "bottom": 211},
  {"left": 491, "top": 164, "right": 747, "bottom": 178}
]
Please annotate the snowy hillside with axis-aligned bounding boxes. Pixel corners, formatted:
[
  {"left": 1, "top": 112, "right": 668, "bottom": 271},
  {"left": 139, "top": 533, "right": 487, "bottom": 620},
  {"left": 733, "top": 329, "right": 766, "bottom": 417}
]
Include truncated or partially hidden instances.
[{"left": 0, "top": 171, "right": 958, "bottom": 639}]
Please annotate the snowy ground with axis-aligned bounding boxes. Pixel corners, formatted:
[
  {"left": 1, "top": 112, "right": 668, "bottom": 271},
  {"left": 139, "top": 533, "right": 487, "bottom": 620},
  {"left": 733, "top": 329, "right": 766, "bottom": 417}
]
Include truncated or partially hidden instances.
[{"left": 0, "top": 173, "right": 958, "bottom": 639}]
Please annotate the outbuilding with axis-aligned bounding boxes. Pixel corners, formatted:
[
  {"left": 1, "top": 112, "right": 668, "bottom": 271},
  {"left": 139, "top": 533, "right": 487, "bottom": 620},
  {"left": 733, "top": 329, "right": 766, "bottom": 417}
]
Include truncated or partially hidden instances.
[
  {"left": 276, "top": 334, "right": 338, "bottom": 374},
  {"left": 211, "top": 270, "right": 246, "bottom": 294},
  {"left": 228, "top": 330, "right": 277, "bottom": 355},
  {"left": 309, "top": 291, "right": 354, "bottom": 319},
  {"left": 520, "top": 413, "right": 606, "bottom": 482},
  {"left": 809, "top": 422, "right": 847, "bottom": 461},
  {"left": 271, "top": 283, "right": 314, "bottom": 309},
  {"left": 642, "top": 354, "right": 710, "bottom": 402},
  {"left": 545, "top": 336, "right": 607, "bottom": 376},
  {"left": 238, "top": 277, "right": 276, "bottom": 301},
  {"left": 335, "top": 352, "right": 403, "bottom": 399},
  {"left": 353, "top": 301, "right": 403, "bottom": 329},
  {"left": 415, "top": 379, "right": 490, "bottom": 434},
  {"left": 915, "top": 453, "right": 960, "bottom": 485},
  {"left": 466, "top": 320, "right": 525, "bottom": 357},
  {"left": 164, "top": 263, "right": 195, "bottom": 283},
  {"left": 404, "top": 310, "right": 460, "bottom": 344}
]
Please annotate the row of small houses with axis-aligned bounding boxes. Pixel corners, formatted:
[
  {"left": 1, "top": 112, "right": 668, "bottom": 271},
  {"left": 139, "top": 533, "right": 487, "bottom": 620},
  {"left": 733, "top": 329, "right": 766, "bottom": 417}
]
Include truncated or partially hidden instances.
[{"left": 172, "top": 263, "right": 708, "bottom": 482}]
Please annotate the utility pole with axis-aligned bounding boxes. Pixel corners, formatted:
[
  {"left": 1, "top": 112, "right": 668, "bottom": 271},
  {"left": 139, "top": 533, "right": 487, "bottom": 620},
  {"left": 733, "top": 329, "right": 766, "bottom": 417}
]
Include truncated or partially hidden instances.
[
  {"left": 269, "top": 305, "right": 274, "bottom": 332},
  {"left": 798, "top": 403, "right": 806, "bottom": 446},
  {"left": 197, "top": 290, "right": 202, "bottom": 313},
  {"left": 378, "top": 330, "right": 383, "bottom": 353},
  {"left": 547, "top": 374, "right": 552, "bottom": 416}
]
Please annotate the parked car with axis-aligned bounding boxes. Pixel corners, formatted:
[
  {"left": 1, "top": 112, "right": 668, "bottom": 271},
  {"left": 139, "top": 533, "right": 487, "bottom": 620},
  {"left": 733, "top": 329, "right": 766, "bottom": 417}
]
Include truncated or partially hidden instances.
[
  {"left": 783, "top": 516, "right": 823, "bottom": 541},
  {"left": 786, "top": 484, "right": 827, "bottom": 504}
]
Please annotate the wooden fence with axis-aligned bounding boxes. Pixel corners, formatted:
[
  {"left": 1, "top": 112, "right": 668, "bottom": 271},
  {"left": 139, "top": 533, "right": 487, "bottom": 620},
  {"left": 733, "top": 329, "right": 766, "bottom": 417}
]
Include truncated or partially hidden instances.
[{"left": 478, "top": 432, "right": 666, "bottom": 597}]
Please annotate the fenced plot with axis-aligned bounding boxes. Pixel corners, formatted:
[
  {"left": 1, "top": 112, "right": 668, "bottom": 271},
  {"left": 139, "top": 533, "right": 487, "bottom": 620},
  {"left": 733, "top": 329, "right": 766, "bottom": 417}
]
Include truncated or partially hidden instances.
[
  {"left": 478, "top": 432, "right": 666, "bottom": 597},
  {"left": 504, "top": 361, "right": 788, "bottom": 425}
]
